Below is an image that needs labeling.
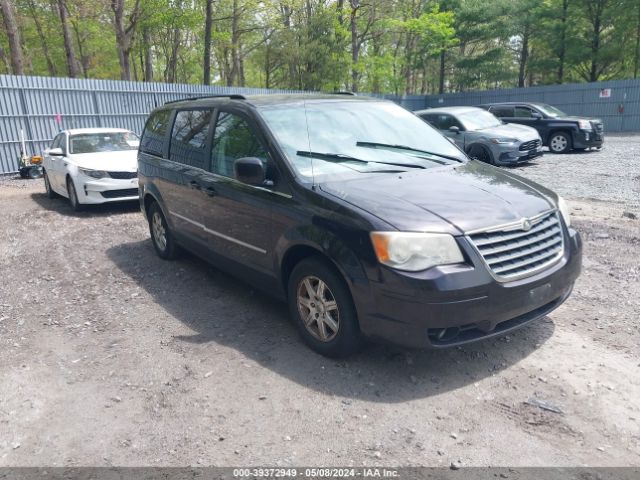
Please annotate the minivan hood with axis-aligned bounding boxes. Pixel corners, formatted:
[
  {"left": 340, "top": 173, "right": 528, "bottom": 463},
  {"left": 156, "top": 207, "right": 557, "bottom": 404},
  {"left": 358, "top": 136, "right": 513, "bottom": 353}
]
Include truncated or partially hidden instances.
[
  {"left": 320, "top": 161, "right": 557, "bottom": 234},
  {"left": 481, "top": 123, "right": 539, "bottom": 140},
  {"left": 70, "top": 150, "right": 138, "bottom": 171}
]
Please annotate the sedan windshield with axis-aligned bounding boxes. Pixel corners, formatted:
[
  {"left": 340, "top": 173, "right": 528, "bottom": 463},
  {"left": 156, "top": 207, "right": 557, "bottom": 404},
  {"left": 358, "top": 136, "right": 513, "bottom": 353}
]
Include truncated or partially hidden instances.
[
  {"left": 259, "top": 100, "right": 466, "bottom": 181},
  {"left": 536, "top": 104, "right": 567, "bottom": 118},
  {"left": 457, "top": 110, "right": 502, "bottom": 131},
  {"left": 70, "top": 132, "right": 139, "bottom": 154}
]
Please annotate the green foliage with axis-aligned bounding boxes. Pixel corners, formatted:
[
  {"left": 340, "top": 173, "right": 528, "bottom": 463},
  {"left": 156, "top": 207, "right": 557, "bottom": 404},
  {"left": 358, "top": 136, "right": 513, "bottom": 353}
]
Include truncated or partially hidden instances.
[{"left": 2, "top": 0, "right": 639, "bottom": 91}]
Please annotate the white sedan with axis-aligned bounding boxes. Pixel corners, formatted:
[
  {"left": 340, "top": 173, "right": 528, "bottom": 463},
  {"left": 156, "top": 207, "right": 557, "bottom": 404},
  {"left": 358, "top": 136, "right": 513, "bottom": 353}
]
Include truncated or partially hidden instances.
[{"left": 42, "top": 128, "right": 140, "bottom": 211}]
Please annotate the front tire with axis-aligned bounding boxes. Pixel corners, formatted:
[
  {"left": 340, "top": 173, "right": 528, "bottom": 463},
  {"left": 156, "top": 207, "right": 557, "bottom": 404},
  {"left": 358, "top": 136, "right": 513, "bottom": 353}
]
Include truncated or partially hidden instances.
[
  {"left": 66, "top": 176, "right": 83, "bottom": 212},
  {"left": 467, "top": 145, "right": 494, "bottom": 165},
  {"left": 549, "top": 132, "right": 571, "bottom": 153},
  {"left": 287, "top": 257, "right": 363, "bottom": 358},
  {"left": 44, "top": 171, "right": 58, "bottom": 198},
  {"left": 148, "top": 202, "right": 178, "bottom": 260}
]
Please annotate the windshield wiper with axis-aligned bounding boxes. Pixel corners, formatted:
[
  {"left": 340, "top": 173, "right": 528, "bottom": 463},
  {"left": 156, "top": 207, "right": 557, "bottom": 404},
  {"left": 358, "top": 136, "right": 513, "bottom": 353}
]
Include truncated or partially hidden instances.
[
  {"left": 356, "top": 141, "right": 464, "bottom": 163},
  {"left": 296, "top": 150, "right": 425, "bottom": 169}
]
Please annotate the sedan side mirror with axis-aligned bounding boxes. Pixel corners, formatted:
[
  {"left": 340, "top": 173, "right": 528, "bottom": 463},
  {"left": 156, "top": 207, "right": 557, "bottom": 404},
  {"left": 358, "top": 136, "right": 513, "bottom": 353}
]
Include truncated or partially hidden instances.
[
  {"left": 47, "top": 147, "right": 64, "bottom": 156},
  {"left": 531, "top": 111, "right": 542, "bottom": 119},
  {"left": 448, "top": 126, "right": 461, "bottom": 134},
  {"left": 234, "top": 157, "right": 265, "bottom": 186}
]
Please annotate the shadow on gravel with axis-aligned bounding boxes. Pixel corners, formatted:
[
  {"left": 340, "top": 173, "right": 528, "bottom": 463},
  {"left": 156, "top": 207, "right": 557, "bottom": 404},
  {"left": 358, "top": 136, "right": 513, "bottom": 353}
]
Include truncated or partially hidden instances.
[
  {"left": 31, "top": 192, "right": 140, "bottom": 217},
  {"left": 107, "top": 239, "right": 555, "bottom": 403}
]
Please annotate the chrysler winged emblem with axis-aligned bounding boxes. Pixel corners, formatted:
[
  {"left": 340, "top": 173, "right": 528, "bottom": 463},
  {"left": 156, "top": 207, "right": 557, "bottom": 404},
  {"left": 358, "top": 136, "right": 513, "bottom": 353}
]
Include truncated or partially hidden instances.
[{"left": 521, "top": 218, "right": 532, "bottom": 231}]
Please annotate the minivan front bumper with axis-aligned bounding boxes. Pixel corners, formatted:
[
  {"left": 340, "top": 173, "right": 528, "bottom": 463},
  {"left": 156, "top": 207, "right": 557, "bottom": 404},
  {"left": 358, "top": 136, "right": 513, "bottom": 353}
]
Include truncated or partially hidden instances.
[{"left": 355, "top": 227, "right": 582, "bottom": 348}]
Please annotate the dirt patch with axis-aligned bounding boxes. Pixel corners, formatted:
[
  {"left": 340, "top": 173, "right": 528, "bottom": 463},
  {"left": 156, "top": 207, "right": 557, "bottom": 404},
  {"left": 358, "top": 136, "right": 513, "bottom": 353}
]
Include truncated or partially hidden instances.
[{"left": 0, "top": 167, "right": 639, "bottom": 467}]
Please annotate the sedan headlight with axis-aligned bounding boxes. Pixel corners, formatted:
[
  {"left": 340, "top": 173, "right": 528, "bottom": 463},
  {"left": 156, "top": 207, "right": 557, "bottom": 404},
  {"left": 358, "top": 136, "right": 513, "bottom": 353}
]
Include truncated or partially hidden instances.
[
  {"left": 557, "top": 195, "right": 571, "bottom": 227},
  {"left": 578, "top": 120, "right": 592, "bottom": 131},
  {"left": 78, "top": 168, "right": 108, "bottom": 179},
  {"left": 370, "top": 232, "right": 464, "bottom": 272},
  {"left": 490, "top": 138, "right": 517, "bottom": 144}
]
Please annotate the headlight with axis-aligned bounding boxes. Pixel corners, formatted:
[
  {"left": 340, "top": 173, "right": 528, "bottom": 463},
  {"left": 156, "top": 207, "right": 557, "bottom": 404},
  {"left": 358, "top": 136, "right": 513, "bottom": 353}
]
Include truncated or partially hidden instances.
[
  {"left": 370, "top": 232, "right": 464, "bottom": 272},
  {"left": 557, "top": 196, "right": 571, "bottom": 227},
  {"left": 490, "top": 138, "right": 517, "bottom": 144},
  {"left": 578, "top": 120, "right": 592, "bottom": 130},
  {"left": 78, "top": 168, "right": 108, "bottom": 179}
]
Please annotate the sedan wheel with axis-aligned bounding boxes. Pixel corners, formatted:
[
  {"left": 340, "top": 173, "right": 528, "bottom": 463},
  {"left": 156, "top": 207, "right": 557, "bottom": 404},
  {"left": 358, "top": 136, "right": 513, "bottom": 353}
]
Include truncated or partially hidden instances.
[
  {"left": 66, "top": 177, "right": 83, "bottom": 212},
  {"left": 549, "top": 132, "right": 571, "bottom": 153},
  {"left": 44, "top": 171, "right": 58, "bottom": 199}
]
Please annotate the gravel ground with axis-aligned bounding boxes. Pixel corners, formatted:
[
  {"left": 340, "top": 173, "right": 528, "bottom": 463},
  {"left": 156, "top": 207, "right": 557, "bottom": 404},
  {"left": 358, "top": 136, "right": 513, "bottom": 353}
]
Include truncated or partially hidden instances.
[{"left": 0, "top": 138, "right": 639, "bottom": 468}]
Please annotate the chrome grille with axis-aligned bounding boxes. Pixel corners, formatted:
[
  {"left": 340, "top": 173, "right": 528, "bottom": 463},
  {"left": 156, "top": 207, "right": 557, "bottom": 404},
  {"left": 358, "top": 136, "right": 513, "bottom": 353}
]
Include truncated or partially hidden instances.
[
  {"left": 519, "top": 139, "right": 541, "bottom": 151},
  {"left": 468, "top": 212, "right": 564, "bottom": 281}
]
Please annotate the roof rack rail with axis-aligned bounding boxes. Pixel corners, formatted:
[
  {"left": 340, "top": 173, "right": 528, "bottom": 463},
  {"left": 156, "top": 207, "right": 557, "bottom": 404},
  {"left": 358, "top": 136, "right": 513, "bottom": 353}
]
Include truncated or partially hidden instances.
[
  {"left": 331, "top": 91, "right": 356, "bottom": 96},
  {"left": 164, "top": 94, "right": 246, "bottom": 105}
]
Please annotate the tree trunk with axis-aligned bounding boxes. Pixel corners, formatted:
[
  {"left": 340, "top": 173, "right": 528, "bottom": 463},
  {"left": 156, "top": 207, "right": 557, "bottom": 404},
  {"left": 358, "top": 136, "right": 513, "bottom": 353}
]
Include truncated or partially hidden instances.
[
  {"left": 203, "top": 0, "right": 213, "bottom": 85},
  {"left": 143, "top": 27, "right": 153, "bottom": 81},
  {"left": 518, "top": 23, "right": 529, "bottom": 87},
  {"left": 634, "top": 1, "right": 640, "bottom": 79},
  {"left": 57, "top": 0, "right": 80, "bottom": 77},
  {"left": 438, "top": 49, "right": 445, "bottom": 94},
  {"left": 0, "top": 0, "right": 25, "bottom": 74},
  {"left": 26, "top": 0, "right": 57, "bottom": 76},
  {"left": 557, "top": 0, "right": 568, "bottom": 83},
  {"left": 350, "top": 0, "right": 359, "bottom": 92},
  {"left": 589, "top": 3, "right": 603, "bottom": 82},
  {"left": 111, "top": 0, "right": 140, "bottom": 81}
]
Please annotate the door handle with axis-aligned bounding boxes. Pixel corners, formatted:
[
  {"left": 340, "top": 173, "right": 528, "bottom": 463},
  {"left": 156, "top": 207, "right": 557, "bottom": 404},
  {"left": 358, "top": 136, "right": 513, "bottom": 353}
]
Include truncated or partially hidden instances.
[
  {"left": 203, "top": 186, "right": 217, "bottom": 197},
  {"left": 189, "top": 180, "right": 201, "bottom": 190}
]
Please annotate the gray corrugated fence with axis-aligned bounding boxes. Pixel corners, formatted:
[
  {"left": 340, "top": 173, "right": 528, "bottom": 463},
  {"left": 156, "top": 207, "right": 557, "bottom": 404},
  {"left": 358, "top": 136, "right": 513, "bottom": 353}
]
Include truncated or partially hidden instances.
[
  {"left": 0, "top": 75, "right": 301, "bottom": 175},
  {"left": 2, "top": 75, "right": 640, "bottom": 174},
  {"left": 418, "top": 79, "right": 640, "bottom": 133}
]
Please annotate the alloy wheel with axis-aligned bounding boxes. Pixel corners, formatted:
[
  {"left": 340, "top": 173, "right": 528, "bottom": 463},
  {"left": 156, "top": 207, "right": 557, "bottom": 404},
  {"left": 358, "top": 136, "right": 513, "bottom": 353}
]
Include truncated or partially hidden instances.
[
  {"left": 152, "top": 211, "right": 167, "bottom": 251},
  {"left": 297, "top": 275, "right": 340, "bottom": 342},
  {"left": 550, "top": 135, "right": 568, "bottom": 153}
]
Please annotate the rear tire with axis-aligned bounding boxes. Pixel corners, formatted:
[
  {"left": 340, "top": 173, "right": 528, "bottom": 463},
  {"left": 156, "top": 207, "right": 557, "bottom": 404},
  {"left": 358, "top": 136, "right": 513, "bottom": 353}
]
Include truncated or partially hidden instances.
[
  {"left": 548, "top": 132, "right": 571, "bottom": 154},
  {"left": 44, "top": 171, "right": 58, "bottom": 198},
  {"left": 148, "top": 202, "right": 178, "bottom": 260},
  {"left": 287, "top": 257, "right": 363, "bottom": 358},
  {"left": 66, "top": 176, "right": 83, "bottom": 212}
]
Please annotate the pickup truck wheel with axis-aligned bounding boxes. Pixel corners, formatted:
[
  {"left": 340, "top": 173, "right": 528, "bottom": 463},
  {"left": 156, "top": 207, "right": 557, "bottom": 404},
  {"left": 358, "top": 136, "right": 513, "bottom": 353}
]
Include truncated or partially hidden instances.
[
  {"left": 549, "top": 132, "right": 571, "bottom": 153},
  {"left": 288, "top": 257, "right": 363, "bottom": 358}
]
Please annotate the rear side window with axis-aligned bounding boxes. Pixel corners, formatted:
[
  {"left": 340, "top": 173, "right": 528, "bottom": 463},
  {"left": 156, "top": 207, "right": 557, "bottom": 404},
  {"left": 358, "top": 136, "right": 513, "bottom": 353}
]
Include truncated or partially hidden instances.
[
  {"left": 514, "top": 106, "right": 534, "bottom": 118},
  {"left": 170, "top": 109, "right": 213, "bottom": 168},
  {"left": 489, "top": 106, "right": 514, "bottom": 118},
  {"left": 140, "top": 109, "right": 172, "bottom": 157},
  {"left": 420, "top": 114, "right": 437, "bottom": 127}
]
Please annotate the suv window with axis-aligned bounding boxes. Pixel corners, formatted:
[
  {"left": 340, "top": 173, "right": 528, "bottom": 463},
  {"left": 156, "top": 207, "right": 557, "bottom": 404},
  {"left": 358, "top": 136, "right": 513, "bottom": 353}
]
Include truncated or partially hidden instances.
[
  {"left": 514, "top": 106, "right": 535, "bottom": 118},
  {"left": 170, "top": 109, "right": 213, "bottom": 169},
  {"left": 489, "top": 106, "right": 514, "bottom": 118},
  {"left": 430, "top": 114, "right": 461, "bottom": 130},
  {"left": 211, "top": 112, "right": 268, "bottom": 179},
  {"left": 141, "top": 109, "right": 172, "bottom": 157},
  {"left": 50, "top": 133, "right": 63, "bottom": 150}
]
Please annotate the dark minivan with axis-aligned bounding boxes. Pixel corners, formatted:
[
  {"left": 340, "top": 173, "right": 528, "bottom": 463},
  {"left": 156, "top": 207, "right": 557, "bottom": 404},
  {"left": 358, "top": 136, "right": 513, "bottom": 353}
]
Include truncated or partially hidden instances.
[{"left": 138, "top": 94, "right": 582, "bottom": 357}]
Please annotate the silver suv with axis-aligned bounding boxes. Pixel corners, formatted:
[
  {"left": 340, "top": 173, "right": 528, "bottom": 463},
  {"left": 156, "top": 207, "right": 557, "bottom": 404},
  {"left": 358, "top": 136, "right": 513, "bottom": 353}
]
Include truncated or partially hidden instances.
[{"left": 416, "top": 106, "right": 543, "bottom": 166}]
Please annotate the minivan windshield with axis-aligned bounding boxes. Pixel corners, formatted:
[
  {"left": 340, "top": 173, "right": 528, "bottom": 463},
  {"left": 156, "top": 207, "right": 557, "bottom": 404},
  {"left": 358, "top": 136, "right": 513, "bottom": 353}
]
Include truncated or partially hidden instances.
[
  {"left": 457, "top": 109, "right": 502, "bottom": 131},
  {"left": 259, "top": 100, "right": 466, "bottom": 181},
  {"left": 70, "top": 132, "right": 139, "bottom": 154},
  {"left": 535, "top": 104, "right": 566, "bottom": 118}
]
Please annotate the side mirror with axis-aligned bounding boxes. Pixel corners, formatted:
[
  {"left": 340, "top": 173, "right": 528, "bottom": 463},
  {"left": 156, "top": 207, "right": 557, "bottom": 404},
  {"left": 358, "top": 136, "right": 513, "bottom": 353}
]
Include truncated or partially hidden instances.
[
  {"left": 234, "top": 157, "right": 265, "bottom": 186},
  {"left": 531, "top": 111, "right": 542, "bottom": 119},
  {"left": 448, "top": 126, "right": 461, "bottom": 134},
  {"left": 47, "top": 147, "right": 64, "bottom": 156}
]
